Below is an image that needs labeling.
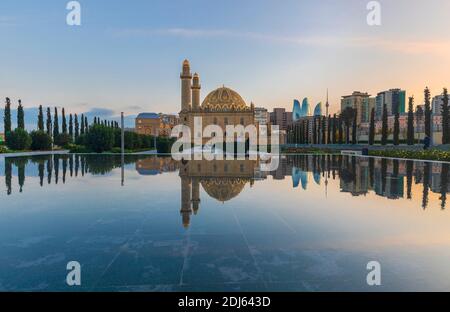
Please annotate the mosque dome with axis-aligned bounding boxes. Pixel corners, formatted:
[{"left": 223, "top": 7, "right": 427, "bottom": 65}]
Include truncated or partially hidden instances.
[
  {"left": 201, "top": 87, "right": 249, "bottom": 111},
  {"left": 200, "top": 178, "right": 248, "bottom": 202}
]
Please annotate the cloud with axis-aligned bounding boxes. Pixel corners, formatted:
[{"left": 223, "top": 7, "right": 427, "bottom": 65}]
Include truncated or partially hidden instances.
[{"left": 112, "top": 27, "right": 450, "bottom": 56}]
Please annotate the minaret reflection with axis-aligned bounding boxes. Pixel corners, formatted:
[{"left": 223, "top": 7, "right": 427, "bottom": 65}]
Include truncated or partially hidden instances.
[{"left": 178, "top": 158, "right": 257, "bottom": 228}]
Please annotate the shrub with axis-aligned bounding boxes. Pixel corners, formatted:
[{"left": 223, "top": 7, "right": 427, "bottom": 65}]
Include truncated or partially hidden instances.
[
  {"left": 0, "top": 146, "right": 8, "bottom": 153},
  {"left": 6, "top": 128, "right": 31, "bottom": 150},
  {"left": 124, "top": 131, "right": 141, "bottom": 149},
  {"left": 68, "top": 144, "right": 91, "bottom": 153},
  {"left": 54, "top": 133, "right": 72, "bottom": 147},
  {"left": 30, "top": 130, "right": 52, "bottom": 151},
  {"left": 85, "top": 125, "right": 114, "bottom": 153},
  {"left": 75, "top": 133, "right": 86, "bottom": 146},
  {"left": 156, "top": 137, "right": 175, "bottom": 153}
]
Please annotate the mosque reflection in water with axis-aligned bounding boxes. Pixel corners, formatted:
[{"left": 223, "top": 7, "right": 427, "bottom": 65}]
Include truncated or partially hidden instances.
[{"left": 3, "top": 154, "right": 450, "bottom": 227}]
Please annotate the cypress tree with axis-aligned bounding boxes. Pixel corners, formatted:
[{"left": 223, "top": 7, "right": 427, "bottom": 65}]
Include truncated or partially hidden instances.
[
  {"left": 369, "top": 108, "right": 375, "bottom": 145},
  {"left": 352, "top": 109, "right": 357, "bottom": 144},
  {"left": 327, "top": 115, "right": 332, "bottom": 144},
  {"left": 338, "top": 117, "right": 343, "bottom": 144},
  {"left": 74, "top": 114, "right": 79, "bottom": 140},
  {"left": 407, "top": 96, "right": 415, "bottom": 145},
  {"left": 17, "top": 99, "right": 25, "bottom": 130},
  {"left": 321, "top": 117, "right": 326, "bottom": 144},
  {"left": 46, "top": 108, "right": 52, "bottom": 135},
  {"left": 62, "top": 108, "right": 67, "bottom": 134},
  {"left": 69, "top": 114, "right": 73, "bottom": 138},
  {"left": 53, "top": 107, "right": 59, "bottom": 138},
  {"left": 332, "top": 114, "right": 337, "bottom": 144},
  {"left": 393, "top": 111, "right": 400, "bottom": 145},
  {"left": 381, "top": 104, "right": 388, "bottom": 145},
  {"left": 442, "top": 88, "right": 450, "bottom": 144},
  {"left": 424, "top": 87, "right": 432, "bottom": 138},
  {"left": 80, "top": 114, "right": 85, "bottom": 135},
  {"left": 85, "top": 116, "right": 89, "bottom": 133},
  {"left": 38, "top": 105, "right": 44, "bottom": 131},
  {"left": 4, "top": 97, "right": 11, "bottom": 134}
]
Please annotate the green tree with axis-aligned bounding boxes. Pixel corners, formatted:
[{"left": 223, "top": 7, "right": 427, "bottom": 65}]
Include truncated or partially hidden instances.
[
  {"left": 332, "top": 114, "right": 337, "bottom": 144},
  {"left": 62, "top": 108, "right": 67, "bottom": 134},
  {"left": 46, "top": 107, "right": 52, "bottom": 135},
  {"left": 341, "top": 107, "right": 355, "bottom": 144},
  {"left": 38, "top": 105, "right": 44, "bottom": 131},
  {"left": 17, "top": 99, "right": 25, "bottom": 130},
  {"left": 381, "top": 104, "right": 388, "bottom": 145},
  {"left": 74, "top": 114, "right": 79, "bottom": 140},
  {"left": 31, "top": 130, "right": 52, "bottom": 150},
  {"left": 6, "top": 128, "right": 31, "bottom": 150},
  {"left": 424, "top": 87, "right": 432, "bottom": 138},
  {"left": 407, "top": 96, "right": 415, "bottom": 145},
  {"left": 369, "top": 108, "right": 375, "bottom": 145},
  {"left": 69, "top": 114, "right": 73, "bottom": 139},
  {"left": 442, "top": 88, "right": 450, "bottom": 144},
  {"left": 393, "top": 111, "right": 400, "bottom": 145},
  {"left": 352, "top": 109, "right": 357, "bottom": 144},
  {"left": 80, "top": 114, "right": 85, "bottom": 135},
  {"left": 85, "top": 116, "right": 89, "bottom": 133},
  {"left": 327, "top": 115, "right": 331, "bottom": 144},
  {"left": 53, "top": 107, "right": 59, "bottom": 139},
  {"left": 4, "top": 97, "right": 12, "bottom": 134},
  {"left": 85, "top": 124, "right": 114, "bottom": 152},
  {"left": 338, "top": 117, "right": 343, "bottom": 144}
]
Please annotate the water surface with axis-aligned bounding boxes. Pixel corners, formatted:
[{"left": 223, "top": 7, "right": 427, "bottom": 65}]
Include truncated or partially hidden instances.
[{"left": 1, "top": 154, "right": 449, "bottom": 291}]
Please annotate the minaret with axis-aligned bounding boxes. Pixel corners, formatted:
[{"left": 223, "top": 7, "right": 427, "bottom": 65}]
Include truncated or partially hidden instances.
[
  {"left": 191, "top": 73, "right": 201, "bottom": 110},
  {"left": 180, "top": 60, "right": 192, "bottom": 111}
]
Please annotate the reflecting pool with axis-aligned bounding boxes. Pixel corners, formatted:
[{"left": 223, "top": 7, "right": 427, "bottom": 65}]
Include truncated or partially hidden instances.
[{"left": 1, "top": 154, "right": 450, "bottom": 291}]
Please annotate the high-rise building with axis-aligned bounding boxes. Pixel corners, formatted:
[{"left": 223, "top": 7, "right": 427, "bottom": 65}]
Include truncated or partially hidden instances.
[
  {"left": 375, "top": 89, "right": 406, "bottom": 120},
  {"left": 270, "top": 108, "right": 293, "bottom": 131},
  {"left": 301, "top": 98, "right": 310, "bottom": 117},
  {"left": 341, "top": 91, "right": 371, "bottom": 125},
  {"left": 254, "top": 107, "right": 269, "bottom": 125},
  {"left": 432, "top": 94, "right": 447, "bottom": 115},
  {"left": 361, "top": 97, "right": 376, "bottom": 123},
  {"left": 313, "top": 102, "right": 322, "bottom": 116},
  {"left": 293, "top": 99, "right": 302, "bottom": 121}
]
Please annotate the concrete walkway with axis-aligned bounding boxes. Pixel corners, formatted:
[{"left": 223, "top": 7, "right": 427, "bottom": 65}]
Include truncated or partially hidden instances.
[{"left": 0, "top": 150, "right": 69, "bottom": 158}]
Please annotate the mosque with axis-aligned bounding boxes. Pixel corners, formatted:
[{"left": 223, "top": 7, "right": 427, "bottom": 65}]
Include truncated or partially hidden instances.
[{"left": 178, "top": 60, "right": 256, "bottom": 144}]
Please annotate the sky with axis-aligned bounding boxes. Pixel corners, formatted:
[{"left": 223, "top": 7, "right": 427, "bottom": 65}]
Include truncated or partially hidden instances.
[{"left": 1, "top": 0, "right": 450, "bottom": 129}]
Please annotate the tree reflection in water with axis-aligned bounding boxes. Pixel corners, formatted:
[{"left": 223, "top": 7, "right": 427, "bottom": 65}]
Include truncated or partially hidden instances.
[{"left": 2, "top": 154, "right": 450, "bottom": 214}]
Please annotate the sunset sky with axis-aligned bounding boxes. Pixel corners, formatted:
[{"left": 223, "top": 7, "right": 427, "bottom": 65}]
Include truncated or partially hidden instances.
[{"left": 1, "top": 0, "right": 450, "bottom": 125}]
